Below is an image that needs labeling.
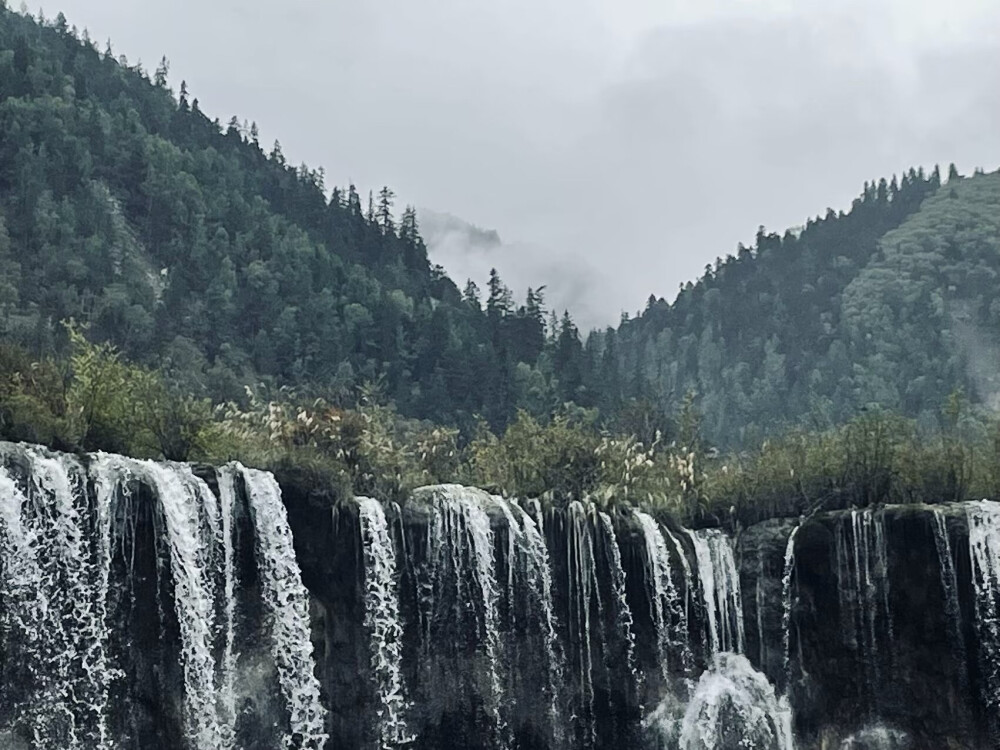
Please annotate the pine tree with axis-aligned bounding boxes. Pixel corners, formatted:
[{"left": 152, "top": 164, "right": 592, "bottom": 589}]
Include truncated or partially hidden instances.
[
  {"left": 347, "top": 184, "right": 362, "bottom": 216},
  {"left": 154, "top": 56, "right": 169, "bottom": 88},
  {"left": 399, "top": 206, "right": 418, "bottom": 243},
  {"left": 377, "top": 186, "right": 395, "bottom": 234},
  {"left": 463, "top": 280, "right": 481, "bottom": 310},
  {"left": 270, "top": 140, "right": 284, "bottom": 166}
]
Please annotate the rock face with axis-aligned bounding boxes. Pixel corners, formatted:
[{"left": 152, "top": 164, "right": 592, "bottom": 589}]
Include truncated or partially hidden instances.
[
  {"left": 2, "top": 441, "right": 999, "bottom": 749},
  {"left": 288, "top": 487, "right": 998, "bottom": 749}
]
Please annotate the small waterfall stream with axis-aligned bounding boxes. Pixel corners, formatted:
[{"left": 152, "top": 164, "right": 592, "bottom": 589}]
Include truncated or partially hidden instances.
[
  {"left": 100, "top": 456, "right": 231, "bottom": 748},
  {"left": 512, "top": 499, "right": 565, "bottom": 746},
  {"left": 781, "top": 525, "right": 800, "bottom": 691},
  {"left": 566, "top": 500, "right": 600, "bottom": 748},
  {"left": 931, "top": 508, "right": 967, "bottom": 695},
  {"left": 636, "top": 510, "right": 692, "bottom": 677},
  {"left": 0, "top": 449, "right": 115, "bottom": 750},
  {"left": 358, "top": 497, "right": 411, "bottom": 749},
  {"left": 411, "top": 486, "right": 508, "bottom": 748},
  {"left": 835, "top": 509, "right": 893, "bottom": 710},
  {"left": 598, "top": 511, "right": 639, "bottom": 688},
  {"left": 690, "top": 530, "right": 745, "bottom": 657},
  {"left": 231, "top": 465, "right": 329, "bottom": 749},
  {"left": 967, "top": 500, "right": 1000, "bottom": 720}
]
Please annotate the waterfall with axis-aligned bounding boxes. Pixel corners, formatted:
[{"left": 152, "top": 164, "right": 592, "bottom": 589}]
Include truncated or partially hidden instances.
[
  {"left": 358, "top": 497, "right": 412, "bottom": 750},
  {"left": 215, "top": 467, "right": 240, "bottom": 744},
  {"left": 228, "top": 464, "right": 329, "bottom": 750},
  {"left": 566, "top": 500, "right": 600, "bottom": 748},
  {"left": 690, "top": 530, "right": 745, "bottom": 656},
  {"left": 636, "top": 510, "right": 692, "bottom": 676},
  {"left": 511, "top": 499, "right": 564, "bottom": 746},
  {"left": 99, "top": 455, "right": 233, "bottom": 748},
  {"left": 664, "top": 525, "right": 693, "bottom": 632},
  {"left": 0, "top": 445, "right": 329, "bottom": 749},
  {"left": 756, "top": 550, "right": 767, "bottom": 669},
  {"left": 644, "top": 653, "right": 795, "bottom": 750},
  {"left": 966, "top": 500, "right": 1000, "bottom": 718},
  {"left": 413, "top": 486, "right": 507, "bottom": 748},
  {"left": 834, "top": 509, "right": 892, "bottom": 708},
  {"left": 781, "top": 525, "right": 800, "bottom": 691},
  {"left": 597, "top": 511, "right": 639, "bottom": 688},
  {"left": 931, "top": 508, "right": 966, "bottom": 694},
  {"left": 0, "top": 448, "right": 114, "bottom": 750}
]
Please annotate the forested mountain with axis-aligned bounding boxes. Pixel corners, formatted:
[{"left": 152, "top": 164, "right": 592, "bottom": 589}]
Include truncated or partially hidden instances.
[
  {"left": 0, "top": 4, "right": 561, "bottom": 431},
  {"left": 590, "top": 168, "right": 1000, "bottom": 445},
  {"left": 2, "top": 4, "right": 999, "bottom": 453}
]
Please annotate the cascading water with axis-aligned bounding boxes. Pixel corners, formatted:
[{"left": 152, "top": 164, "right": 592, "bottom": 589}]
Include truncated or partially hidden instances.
[
  {"left": 834, "top": 509, "right": 892, "bottom": 709},
  {"left": 97, "top": 455, "right": 233, "bottom": 748},
  {"left": 690, "top": 530, "right": 745, "bottom": 657},
  {"left": 0, "top": 447, "right": 115, "bottom": 750},
  {"left": 0, "top": 443, "right": 328, "bottom": 750},
  {"left": 227, "top": 464, "right": 329, "bottom": 750},
  {"left": 510, "top": 499, "right": 565, "bottom": 746},
  {"left": 566, "top": 500, "right": 600, "bottom": 748},
  {"left": 636, "top": 510, "right": 692, "bottom": 677},
  {"left": 358, "top": 497, "right": 412, "bottom": 749},
  {"left": 966, "top": 500, "right": 1000, "bottom": 720},
  {"left": 931, "top": 508, "right": 967, "bottom": 695},
  {"left": 780, "top": 525, "right": 800, "bottom": 691},
  {"left": 9, "top": 439, "right": 1000, "bottom": 750},
  {"left": 675, "top": 653, "right": 794, "bottom": 750},
  {"left": 411, "top": 485, "right": 508, "bottom": 748},
  {"left": 598, "top": 511, "right": 639, "bottom": 689},
  {"left": 643, "top": 520, "right": 797, "bottom": 750}
]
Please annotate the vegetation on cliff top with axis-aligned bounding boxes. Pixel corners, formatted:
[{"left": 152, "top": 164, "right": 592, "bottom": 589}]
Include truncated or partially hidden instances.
[{"left": 3, "top": 329, "right": 996, "bottom": 528}]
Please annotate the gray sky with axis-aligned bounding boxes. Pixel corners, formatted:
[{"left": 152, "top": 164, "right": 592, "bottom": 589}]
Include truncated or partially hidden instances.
[{"left": 51, "top": 0, "right": 1000, "bottom": 330}]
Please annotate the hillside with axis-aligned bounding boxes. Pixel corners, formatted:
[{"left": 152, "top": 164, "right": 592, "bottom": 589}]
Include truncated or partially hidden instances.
[
  {"left": 590, "top": 168, "right": 1000, "bottom": 445},
  {"left": 0, "top": 5, "right": 556, "bottom": 431}
]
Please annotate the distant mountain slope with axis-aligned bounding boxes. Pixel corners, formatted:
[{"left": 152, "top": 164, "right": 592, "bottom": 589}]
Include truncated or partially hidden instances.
[
  {"left": 0, "top": 6, "right": 551, "bottom": 429},
  {"left": 589, "top": 168, "right": 1000, "bottom": 444}
]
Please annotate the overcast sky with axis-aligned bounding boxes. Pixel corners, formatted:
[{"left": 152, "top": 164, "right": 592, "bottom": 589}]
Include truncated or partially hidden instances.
[{"left": 50, "top": 0, "right": 1000, "bottom": 330}]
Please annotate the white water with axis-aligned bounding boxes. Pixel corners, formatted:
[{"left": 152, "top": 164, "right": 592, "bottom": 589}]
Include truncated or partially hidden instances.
[
  {"left": 967, "top": 500, "right": 1000, "bottom": 716},
  {"left": 598, "top": 511, "right": 639, "bottom": 687},
  {"left": 781, "top": 525, "right": 800, "bottom": 691},
  {"left": 931, "top": 508, "right": 967, "bottom": 694},
  {"left": 30, "top": 449, "right": 116, "bottom": 749},
  {"left": 416, "top": 486, "right": 508, "bottom": 748},
  {"left": 690, "top": 530, "right": 745, "bottom": 657},
  {"left": 567, "top": 501, "right": 599, "bottom": 748},
  {"left": 0, "top": 447, "right": 121, "bottom": 750},
  {"left": 511, "top": 499, "right": 565, "bottom": 745},
  {"left": 0, "top": 460, "right": 56, "bottom": 747},
  {"left": 100, "top": 455, "right": 232, "bottom": 748},
  {"left": 230, "top": 464, "right": 329, "bottom": 750},
  {"left": 636, "top": 510, "right": 692, "bottom": 677},
  {"left": 215, "top": 467, "right": 240, "bottom": 743},
  {"left": 839, "top": 725, "right": 910, "bottom": 749},
  {"left": 358, "top": 497, "right": 412, "bottom": 749},
  {"left": 835, "top": 509, "right": 892, "bottom": 706},
  {"left": 652, "top": 653, "right": 794, "bottom": 750}
]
